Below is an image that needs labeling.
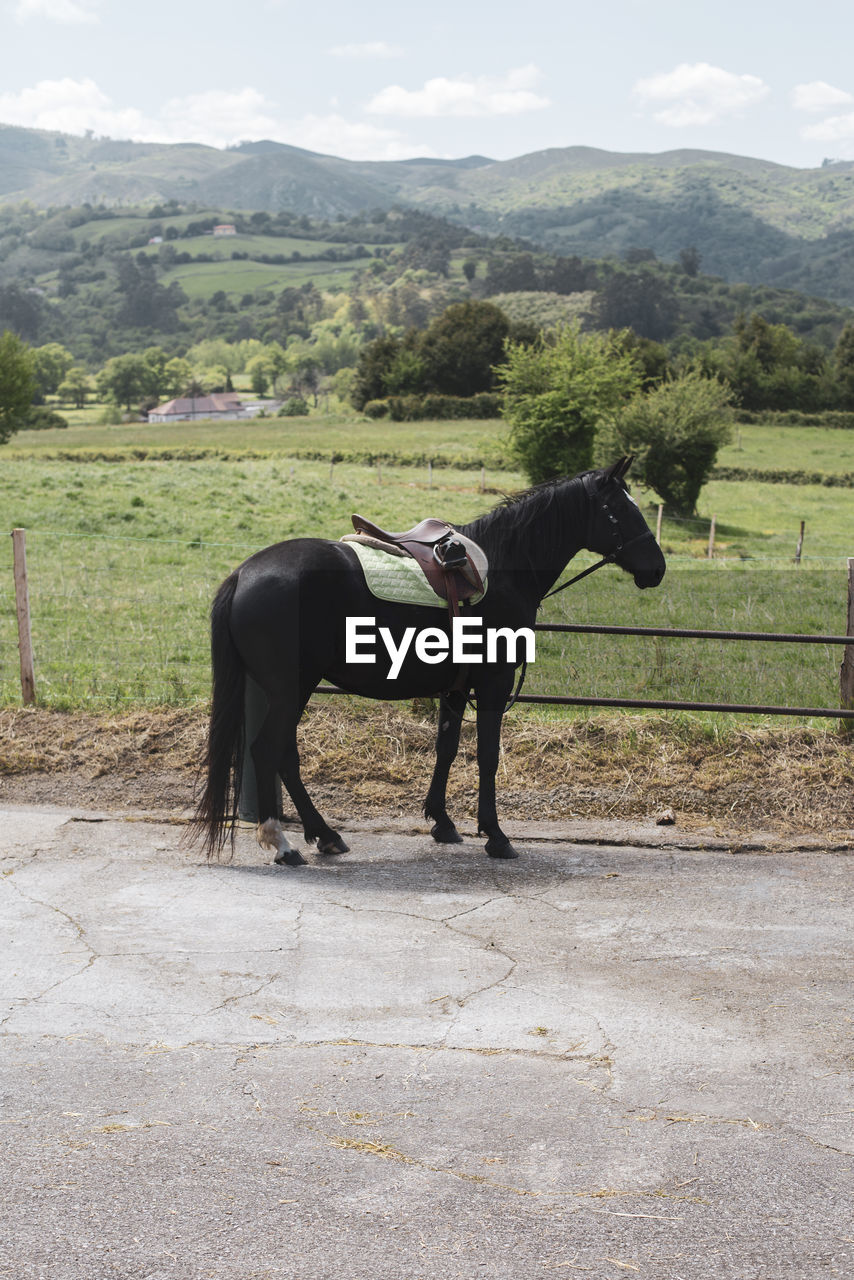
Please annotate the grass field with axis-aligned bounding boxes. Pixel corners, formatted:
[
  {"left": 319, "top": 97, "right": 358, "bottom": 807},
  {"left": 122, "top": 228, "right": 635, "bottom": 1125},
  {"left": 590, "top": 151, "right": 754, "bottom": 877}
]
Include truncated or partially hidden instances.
[
  {"left": 2, "top": 421, "right": 851, "bottom": 716},
  {"left": 160, "top": 258, "right": 360, "bottom": 299},
  {"left": 21, "top": 412, "right": 854, "bottom": 472}
]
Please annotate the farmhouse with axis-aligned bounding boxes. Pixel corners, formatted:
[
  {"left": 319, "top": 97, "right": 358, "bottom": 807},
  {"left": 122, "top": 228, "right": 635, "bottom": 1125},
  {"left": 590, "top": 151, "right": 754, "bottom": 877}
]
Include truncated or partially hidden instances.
[
  {"left": 213, "top": 224, "right": 237, "bottom": 236},
  {"left": 148, "top": 393, "right": 244, "bottom": 422}
]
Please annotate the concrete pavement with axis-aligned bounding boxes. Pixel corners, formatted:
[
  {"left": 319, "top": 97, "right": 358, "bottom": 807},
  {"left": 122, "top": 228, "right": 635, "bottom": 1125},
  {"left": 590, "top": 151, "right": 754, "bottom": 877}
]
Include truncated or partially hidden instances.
[{"left": 1, "top": 805, "right": 852, "bottom": 1279}]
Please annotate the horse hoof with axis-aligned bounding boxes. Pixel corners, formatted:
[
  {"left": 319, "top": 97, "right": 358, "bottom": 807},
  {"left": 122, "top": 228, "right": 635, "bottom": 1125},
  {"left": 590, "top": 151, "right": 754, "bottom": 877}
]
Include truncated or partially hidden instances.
[
  {"left": 430, "top": 821, "right": 463, "bottom": 844},
  {"left": 274, "top": 849, "right": 307, "bottom": 867},
  {"left": 317, "top": 835, "right": 349, "bottom": 855},
  {"left": 486, "top": 838, "right": 519, "bottom": 860}
]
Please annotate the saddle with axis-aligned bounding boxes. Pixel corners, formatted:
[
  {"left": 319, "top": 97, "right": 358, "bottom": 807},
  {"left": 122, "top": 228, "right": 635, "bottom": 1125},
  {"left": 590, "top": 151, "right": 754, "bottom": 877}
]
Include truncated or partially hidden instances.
[{"left": 346, "top": 514, "right": 488, "bottom": 618}]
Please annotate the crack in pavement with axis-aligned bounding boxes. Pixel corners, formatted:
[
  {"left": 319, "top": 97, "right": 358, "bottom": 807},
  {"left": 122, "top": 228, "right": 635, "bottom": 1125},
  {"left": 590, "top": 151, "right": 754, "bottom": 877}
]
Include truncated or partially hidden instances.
[
  {"left": 2, "top": 876, "right": 100, "bottom": 1020},
  {"left": 204, "top": 975, "right": 279, "bottom": 1017}
]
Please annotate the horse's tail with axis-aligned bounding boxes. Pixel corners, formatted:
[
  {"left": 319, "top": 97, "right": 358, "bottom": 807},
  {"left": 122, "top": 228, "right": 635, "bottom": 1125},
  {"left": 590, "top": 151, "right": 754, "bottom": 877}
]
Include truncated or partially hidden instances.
[{"left": 191, "top": 570, "right": 245, "bottom": 857}]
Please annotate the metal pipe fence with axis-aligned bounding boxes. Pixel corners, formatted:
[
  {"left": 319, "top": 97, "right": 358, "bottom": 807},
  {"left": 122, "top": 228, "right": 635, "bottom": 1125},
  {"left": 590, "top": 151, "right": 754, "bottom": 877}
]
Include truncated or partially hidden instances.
[{"left": 5, "top": 529, "right": 854, "bottom": 721}]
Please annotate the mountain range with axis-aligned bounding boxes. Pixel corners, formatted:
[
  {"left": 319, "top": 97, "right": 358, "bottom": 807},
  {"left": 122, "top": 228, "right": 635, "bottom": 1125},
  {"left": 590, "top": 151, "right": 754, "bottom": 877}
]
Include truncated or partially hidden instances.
[{"left": 3, "top": 123, "right": 854, "bottom": 303}]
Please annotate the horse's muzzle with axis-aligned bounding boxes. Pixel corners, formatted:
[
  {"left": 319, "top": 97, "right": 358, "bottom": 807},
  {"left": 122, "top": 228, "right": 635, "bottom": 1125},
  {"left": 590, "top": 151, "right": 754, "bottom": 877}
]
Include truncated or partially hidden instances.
[{"left": 633, "top": 562, "right": 666, "bottom": 589}]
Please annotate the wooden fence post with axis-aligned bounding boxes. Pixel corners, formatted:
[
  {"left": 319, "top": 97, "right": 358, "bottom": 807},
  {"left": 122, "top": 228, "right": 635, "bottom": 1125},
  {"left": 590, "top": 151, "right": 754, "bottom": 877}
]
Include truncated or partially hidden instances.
[
  {"left": 480, "top": 465, "right": 486, "bottom": 493},
  {"left": 11, "top": 528, "right": 36, "bottom": 705},
  {"left": 707, "top": 515, "right": 716, "bottom": 560},
  {"left": 841, "top": 559, "right": 854, "bottom": 722},
  {"left": 794, "top": 520, "right": 805, "bottom": 564},
  {"left": 655, "top": 503, "right": 663, "bottom": 546},
  {"left": 428, "top": 459, "right": 433, "bottom": 488}
]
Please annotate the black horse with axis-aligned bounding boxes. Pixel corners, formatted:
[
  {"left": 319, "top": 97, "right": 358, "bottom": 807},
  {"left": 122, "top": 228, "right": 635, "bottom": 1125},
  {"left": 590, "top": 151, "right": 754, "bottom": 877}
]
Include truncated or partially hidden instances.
[{"left": 192, "top": 458, "right": 665, "bottom": 865}]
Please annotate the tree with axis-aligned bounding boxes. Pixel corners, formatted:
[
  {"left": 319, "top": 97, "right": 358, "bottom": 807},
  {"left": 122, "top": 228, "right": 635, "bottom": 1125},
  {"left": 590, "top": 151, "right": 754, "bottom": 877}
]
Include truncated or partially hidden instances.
[
  {"left": 421, "top": 300, "right": 510, "bottom": 397},
  {"left": 0, "top": 330, "right": 36, "bottom": 445},
  {"left": 595, "top": 371, "right": 733, "bottom": 515},
  {"left": 462, "top": 259, "right": 477, "bottom": 283},
  {"left": 700, "top": 313, "right": 835, "bottom": 411},
  {"left": 291, "top": 355, "right": 321, "bottom": 406},
  {"left": 593, "top": 271, "right": 679, "bottom": 341},
  {"left": 246, "top": 353, "right": 275, "bottom": 396},
  {"left": 141, "top": 346, "right": 170, "bottom": 400},
  {"left": 484, "top": 253, "right": 538, "bottom": 295},
  {"left": 834, "top": 322, "right": 854, "bottom": 408},
  {"left": 96, "top": 353, "right": 149, "bottom": 410},
  {"left": 162, "top": 357, "right": 193, "bottom": 398},
  {"left": 679, "top": 246, "right": 702, "bottom": 277},
  {"left": 351, "top": 335, "right": 403, "bottom": 409},
  {"left": 0, "top": 283, "right": 46, "bottom": 343},
  {"left": 31, "top": 343, "right": 74, "bottom": 400},
  {"left": 57, "top": 367, "right": 93, "bottom": 408},
  {"left": 499, "top": 326, "right": 642, "bottom": 485}
]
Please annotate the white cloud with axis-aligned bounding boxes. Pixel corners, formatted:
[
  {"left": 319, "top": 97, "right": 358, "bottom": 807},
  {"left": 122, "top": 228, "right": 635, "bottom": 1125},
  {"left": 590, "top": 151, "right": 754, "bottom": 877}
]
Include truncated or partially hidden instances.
[
  {"left": 800, "top": 111, "right": 854, "bottom": 147},
  {"left": 159, "top": 88, "right": 280, "bottom": 148},
  {"left": 15, "top": 0, "right": 100, "bottom": 22},
  {"left": 792, "top": 80, "right": 854, "bottom": 113},
  {"left": 327, "top": 41, "right": 403, "bottom": 59},
  {"left": 0, "top": 77, "right": 427, "bottom": 161},
  {"left": 366, "top": 64, "right": 549, "bottom": 118},
  {"left": 634, "top": 62, "right": 769, "bottom": 127},
  {"left": 0, "top": 78, "right": 148, "bottom": 136},
  {"left": 277, "top": 113, "right": 423, "bottom": 160}
]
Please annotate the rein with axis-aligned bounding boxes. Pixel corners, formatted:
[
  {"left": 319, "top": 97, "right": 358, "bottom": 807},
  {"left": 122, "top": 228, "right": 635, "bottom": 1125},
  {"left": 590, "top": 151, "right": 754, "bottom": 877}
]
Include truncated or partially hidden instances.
[{"left": 543, "top": 552, "right": 615, "bottom": 599}]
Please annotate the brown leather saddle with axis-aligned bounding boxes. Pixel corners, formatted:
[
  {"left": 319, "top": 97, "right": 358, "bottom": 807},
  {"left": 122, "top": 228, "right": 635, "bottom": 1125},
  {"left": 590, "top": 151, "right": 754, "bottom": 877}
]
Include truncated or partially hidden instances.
[{"left": 348, "top": 514, "right": 488, "bottom": 618}]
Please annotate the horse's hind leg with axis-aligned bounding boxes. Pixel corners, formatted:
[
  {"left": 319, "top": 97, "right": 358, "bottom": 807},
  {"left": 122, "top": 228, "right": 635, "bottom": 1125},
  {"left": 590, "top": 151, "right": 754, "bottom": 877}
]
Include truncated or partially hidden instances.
[
  {"left": 278, "top": 680, "right": 349, "bottom": 856},
  {"left": 251, "top": 697, "right": 306, "bottom": 867},
  {"left": 424, "top": 691, "right": 466, "bottom": 844}
]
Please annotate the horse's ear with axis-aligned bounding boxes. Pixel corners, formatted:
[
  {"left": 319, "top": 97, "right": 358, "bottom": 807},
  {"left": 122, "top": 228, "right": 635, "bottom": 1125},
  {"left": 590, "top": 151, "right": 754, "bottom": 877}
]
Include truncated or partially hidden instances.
[{"left": 606, "top": 455, "right": 633, "bottom": 482}]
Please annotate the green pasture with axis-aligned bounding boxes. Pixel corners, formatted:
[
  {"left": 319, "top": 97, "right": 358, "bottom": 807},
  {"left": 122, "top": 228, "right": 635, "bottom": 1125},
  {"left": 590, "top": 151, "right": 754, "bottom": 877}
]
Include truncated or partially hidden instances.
[
  {"left": 136, "top": 233, "right": 359, "bottom": 262},
  {"left": 11, "top": 412, "right": 509, "bottom": 466},
  {"left": 21, "top": 412, "right": 854, "bottom": 477},
  {"left": 719, "top": 423, "right": 854, "bottom": 472},
  {"left": 1, "top": 449, "right": 851, "bottom": 717},
  {"left": 160, "top": 258, "right": 358, "bottom": 300}
]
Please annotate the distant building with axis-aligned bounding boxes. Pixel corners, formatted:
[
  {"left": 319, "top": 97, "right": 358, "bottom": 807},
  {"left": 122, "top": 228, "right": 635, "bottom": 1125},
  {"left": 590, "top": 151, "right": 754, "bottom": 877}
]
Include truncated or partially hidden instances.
[
  {"left": 213, "top": 224, "right": 237, "bottom": 237},
  {"left": 148, "top": 236, "right": 163, "bottom": 244},
  {"left": 148, "top": 392, "right": 244, "bottom": 423}
]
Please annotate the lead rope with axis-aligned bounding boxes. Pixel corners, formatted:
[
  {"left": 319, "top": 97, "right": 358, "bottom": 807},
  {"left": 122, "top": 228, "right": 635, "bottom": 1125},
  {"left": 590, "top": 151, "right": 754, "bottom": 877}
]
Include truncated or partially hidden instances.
[
  {"left": 543, "top": 551, "right": 616, "bottom": 599},
  {"left": 501, "top": 554, "right": 617, "bottom": 713}
]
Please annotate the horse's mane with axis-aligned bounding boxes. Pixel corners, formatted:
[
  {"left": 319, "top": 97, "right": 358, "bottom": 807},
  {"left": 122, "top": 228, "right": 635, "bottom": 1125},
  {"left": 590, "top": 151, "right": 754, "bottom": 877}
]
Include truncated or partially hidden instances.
[{"left": 460, "top": 473, "right": 587, "bottom": 571}]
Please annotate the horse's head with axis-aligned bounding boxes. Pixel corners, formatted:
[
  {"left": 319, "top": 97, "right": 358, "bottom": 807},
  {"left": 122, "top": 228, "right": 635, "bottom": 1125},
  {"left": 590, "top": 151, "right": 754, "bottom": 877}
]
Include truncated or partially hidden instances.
[{"left": 583, "top": 457, "right": 666, "bottom": 589}]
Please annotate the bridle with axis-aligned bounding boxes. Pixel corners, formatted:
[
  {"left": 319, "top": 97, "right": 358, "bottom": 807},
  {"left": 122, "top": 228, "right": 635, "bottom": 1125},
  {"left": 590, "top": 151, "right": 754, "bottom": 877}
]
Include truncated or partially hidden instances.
[{"left": 544, "top": 472, "right": 656, "bottom": 602}]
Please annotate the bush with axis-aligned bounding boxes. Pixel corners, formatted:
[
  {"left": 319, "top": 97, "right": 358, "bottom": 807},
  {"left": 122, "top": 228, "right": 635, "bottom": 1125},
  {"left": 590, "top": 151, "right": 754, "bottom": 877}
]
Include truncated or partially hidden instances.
[
  {"left": 596, "top": 372, "right": 733, "bottom": 515},
  {"left": 499, "top": 327, "right": 641, "bottom": 485},
  {"left": 19, "top": 405, "right": 68, "bottom": 431},
  {"left": 278, "top": 397, "right": 310, "bottom": 417},
  {"left": 387, "top": 393, "right": 501, "bottom": 421},
  {"left": 363, "top": 399, "right": 389, "bottom": 419}
]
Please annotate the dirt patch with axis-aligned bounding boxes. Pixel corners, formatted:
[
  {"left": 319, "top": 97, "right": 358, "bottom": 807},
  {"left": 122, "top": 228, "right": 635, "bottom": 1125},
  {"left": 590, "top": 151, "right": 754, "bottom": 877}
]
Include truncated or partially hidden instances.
[{"left": 2, "top": 703, "right": 853, "bottom": 840}]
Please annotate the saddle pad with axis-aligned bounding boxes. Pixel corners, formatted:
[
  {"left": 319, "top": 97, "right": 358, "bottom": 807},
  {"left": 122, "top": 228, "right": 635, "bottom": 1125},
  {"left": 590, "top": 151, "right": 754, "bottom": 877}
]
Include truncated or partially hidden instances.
[{"left": 343, "top": 540, "right": 486, "bottom": 609}]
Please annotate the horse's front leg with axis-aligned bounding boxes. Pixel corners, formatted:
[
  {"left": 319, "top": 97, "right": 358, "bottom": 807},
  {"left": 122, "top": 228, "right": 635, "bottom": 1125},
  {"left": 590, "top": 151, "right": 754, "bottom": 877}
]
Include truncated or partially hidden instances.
[
  {"left": 424, "top": 690, "right": 467, "bottom": 844},
  {"left": 475, "top": 673, "right": 519, "bottom": 860}
]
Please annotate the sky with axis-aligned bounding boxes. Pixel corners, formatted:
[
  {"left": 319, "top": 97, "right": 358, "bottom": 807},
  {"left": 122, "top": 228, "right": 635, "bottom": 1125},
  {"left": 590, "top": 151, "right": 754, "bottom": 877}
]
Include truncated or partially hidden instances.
[{"left": 1, "top": 0, "right": 854, "bottom": 169}]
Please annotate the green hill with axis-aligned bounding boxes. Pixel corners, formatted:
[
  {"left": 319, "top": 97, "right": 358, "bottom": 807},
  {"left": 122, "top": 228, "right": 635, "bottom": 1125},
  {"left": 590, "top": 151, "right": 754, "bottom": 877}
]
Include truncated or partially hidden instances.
[{"left": 4, "top": 125, "right": 854, "bottom": 301}]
